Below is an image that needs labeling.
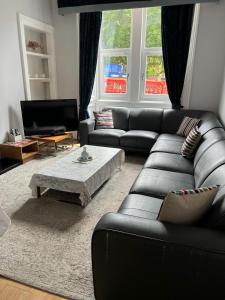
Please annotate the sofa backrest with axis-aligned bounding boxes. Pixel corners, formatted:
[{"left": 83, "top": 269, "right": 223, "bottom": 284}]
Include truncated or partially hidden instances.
[
  {"left": 199, "top": 117, "right": 223, "bottom": 135},
  {"left": 200, "top": 164, "right": 225, "bottom": 231},
  {"left": 111, "top": 107, "right": 129, "bottom": 131},
  {"left": 194, "top": 127, "right": 225, "bottom": 167},
  {"left": 109, "top": 107, "right": 222, "bottom": 135},
  {"left": 194, "top": 140, "right": 225, "bottom": 187},
  {"left": 161, "top": 109, "right": 221, "bottom": 134},
  {"left": 128, "top": 108, "right": 163, "bottom": 132}
]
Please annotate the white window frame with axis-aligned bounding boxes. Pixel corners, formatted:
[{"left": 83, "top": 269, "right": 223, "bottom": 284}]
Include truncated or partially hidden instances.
[
  {"left": 139, "top": 8, "right": 169, "bottom": 103},
  {"left": 92, "top": 6, "right": 199, "bottom": 110},
  {"left": 97, "top": 8, "right": 133, "bottom": 101}
]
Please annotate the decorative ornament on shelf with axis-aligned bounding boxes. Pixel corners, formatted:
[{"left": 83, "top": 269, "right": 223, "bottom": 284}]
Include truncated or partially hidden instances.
[{"left": 27, "top": 40, "right": 44, "bottom": 53}]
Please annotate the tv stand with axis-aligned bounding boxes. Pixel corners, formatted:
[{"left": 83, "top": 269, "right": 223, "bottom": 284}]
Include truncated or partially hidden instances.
[
  {"left": 40, "top": 132, "right": 66, "bottom": 138},
  {"left": 31, "top": 132, "right": 74, "bottom": 153}
]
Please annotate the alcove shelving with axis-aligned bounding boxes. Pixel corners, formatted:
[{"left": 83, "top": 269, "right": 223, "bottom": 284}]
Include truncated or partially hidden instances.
[{"left": 18, "top": 14, "right": 57, "bottom": 100}]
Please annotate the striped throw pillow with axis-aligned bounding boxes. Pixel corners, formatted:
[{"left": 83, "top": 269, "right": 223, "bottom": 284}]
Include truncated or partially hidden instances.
[
  {"left": 93, "top": 110, "right": 114, "bottom": 129},
  {"left": 158, "top": 185, "right": 219, "bottom": 225},
  {"left": 181, "top": 126, "right": 201, "bottom": 158},
  {"left": 177, "top": 117, "right": 201, "bottom": 137}
]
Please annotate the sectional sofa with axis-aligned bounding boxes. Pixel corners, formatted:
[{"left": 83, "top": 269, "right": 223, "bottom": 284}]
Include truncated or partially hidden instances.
[{"left": 81, "top": 108, "right": 225, "bottom": 300}]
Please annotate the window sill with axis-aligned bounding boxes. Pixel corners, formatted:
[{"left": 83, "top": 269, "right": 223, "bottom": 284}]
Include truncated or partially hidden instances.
[{"left": 93, "top": 98, "right": 171, "bottom": 109}]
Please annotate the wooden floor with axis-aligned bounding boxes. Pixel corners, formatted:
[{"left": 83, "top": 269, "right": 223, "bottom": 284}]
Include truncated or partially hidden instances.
[{"left": 0, "top": 277, "right": 67, "bottom": 300}]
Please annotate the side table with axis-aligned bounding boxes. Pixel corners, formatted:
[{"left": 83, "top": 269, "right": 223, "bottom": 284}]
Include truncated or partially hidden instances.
[{"left": 0, "top": 140, "right": 38, "bottom": 164}]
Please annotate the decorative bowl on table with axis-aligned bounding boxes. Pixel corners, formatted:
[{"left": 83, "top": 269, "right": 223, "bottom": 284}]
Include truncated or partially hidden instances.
[{"left": 77, "top": 156, "right": 93, "bottom": 162}]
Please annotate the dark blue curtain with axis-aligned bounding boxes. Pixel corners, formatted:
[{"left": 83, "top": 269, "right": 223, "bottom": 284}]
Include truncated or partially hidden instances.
[
  {"left": 161, "top": 5, "right": 194, "bottom": 109},
  {"left": 79, "top": 12, "right": 102, "bottom": 121}
]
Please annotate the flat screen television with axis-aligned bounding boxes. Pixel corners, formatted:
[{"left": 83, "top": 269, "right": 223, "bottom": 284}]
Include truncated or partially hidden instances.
[{"left": 20, "top": 99, "right": 78, "bottom": 137}]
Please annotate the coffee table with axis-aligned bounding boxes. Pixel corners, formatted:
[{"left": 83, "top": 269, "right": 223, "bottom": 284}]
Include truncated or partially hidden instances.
[{"left": 29, "top": 145, "right": 125, "bottom": 207}]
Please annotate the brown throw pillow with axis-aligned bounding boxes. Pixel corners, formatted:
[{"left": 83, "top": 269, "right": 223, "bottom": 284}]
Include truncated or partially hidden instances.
[
  {"left": 158, "top": 185, "right": 219, "bottom": 225},
  {"left": 177, "top": 117, "right": 201, "bottom": 137},
  {"left": 181, "top": 126, "right": 201, "bottom": 159}
]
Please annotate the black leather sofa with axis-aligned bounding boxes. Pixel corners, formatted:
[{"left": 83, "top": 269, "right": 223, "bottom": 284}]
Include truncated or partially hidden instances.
[{"left": 81, "top": 108, "right": 225, "bottom": 300}]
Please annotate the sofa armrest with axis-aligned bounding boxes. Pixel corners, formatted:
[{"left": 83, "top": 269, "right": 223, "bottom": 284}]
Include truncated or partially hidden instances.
[
  {"left": 79, "top": 118, "right": 95, "bottom": 146},
  {"left": 92, "top": 213, "right": 225, "bottom": 300}
]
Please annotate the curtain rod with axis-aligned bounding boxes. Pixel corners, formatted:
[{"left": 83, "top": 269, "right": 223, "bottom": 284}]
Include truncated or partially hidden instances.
[{"left": 58, "top": 0, "right": 218, "bottom": 15}]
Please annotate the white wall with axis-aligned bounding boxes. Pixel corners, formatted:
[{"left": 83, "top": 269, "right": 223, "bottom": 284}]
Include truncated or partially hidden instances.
[
  {"left": 217, "top": 3, "right": 225, "bottom": 126},
  {"left": 218, "top": 72, "right": 225, "bottom": 126},
  {"left": 0, "top": 0, "right": 53, "bottom": 142},
  {"left": 189, "top": 0, "right": 225, "bottom": 113},
  {"left": 51, "top": 0, "right": 79, "bottom": 102}
]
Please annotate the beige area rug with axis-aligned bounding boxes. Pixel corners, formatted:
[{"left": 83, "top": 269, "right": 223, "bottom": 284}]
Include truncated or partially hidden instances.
[{"left": 0, "top": 149, "right": 145, "bottom": 300}]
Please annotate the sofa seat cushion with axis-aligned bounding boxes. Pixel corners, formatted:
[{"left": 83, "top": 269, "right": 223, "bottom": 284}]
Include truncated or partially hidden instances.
[
  {"left": 119, "top": 194, "right": 163, "bottom": 220},
  {"left": 157, "top": 133, "right": 185, "bottom": 143},
  {"left": 150, "top": 139, "right": 183, "bottom": 154},
  {"left": 120, "top": 130, "right": 158, "bottom": 149},
  {"left": 130, "top": 168, "right": 194, "bottom": 199},
  {"left": 144, "top": 152, "right": 194, "bottom": 175},
  {"left": 88, "top": 129, "right": 126, "bottom": 146}
]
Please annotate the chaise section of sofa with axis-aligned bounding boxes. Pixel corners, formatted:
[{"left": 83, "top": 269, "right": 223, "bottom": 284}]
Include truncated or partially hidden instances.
[
  {"left": 91, "top": 108, "right": 225, "bottom": 300},
  {"left": 92, "top": 211, "right": 225, "bottom": 300}
]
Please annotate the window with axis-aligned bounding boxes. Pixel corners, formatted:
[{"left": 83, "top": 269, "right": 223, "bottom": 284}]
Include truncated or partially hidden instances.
[
  {"left": 94, "top": 7, "right": 169, "bottom": 106},
  {"left": 142, "top": 8, "right": 167, "bottom": 98},
  {"left": 99, "top": 9, "right": 131, "bottom": 99},
  {"left": 101, "top": 10, "right": 131, "bottom": 49}
]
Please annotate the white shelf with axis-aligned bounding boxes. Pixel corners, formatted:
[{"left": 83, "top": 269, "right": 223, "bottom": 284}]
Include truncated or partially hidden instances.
[
  {"left": 29, "top": 77, "right": 50, "bottom": 82},
  {"left": 27, "top": 51, "right": 50, "bottom": 59},
  {"left": 18, "top": 14, "right": 57, "bottom": 100}
]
